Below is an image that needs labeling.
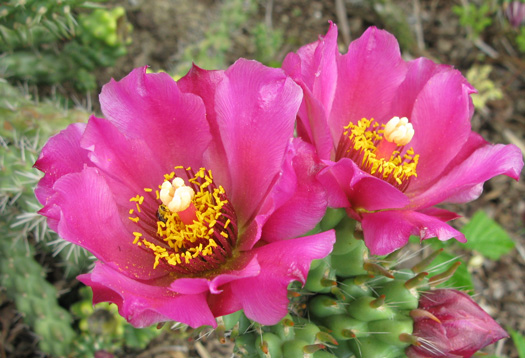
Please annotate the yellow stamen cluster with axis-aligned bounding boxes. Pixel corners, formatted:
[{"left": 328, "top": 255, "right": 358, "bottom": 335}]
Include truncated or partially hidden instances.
[
  {"left": 343, "top": 117, "right": 419, "bottom": 187},
  {"left": 129, "top": 167, "right": 230, "bottom": 269}
]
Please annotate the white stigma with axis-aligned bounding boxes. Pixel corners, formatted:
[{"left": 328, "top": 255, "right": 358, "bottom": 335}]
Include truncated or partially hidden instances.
[
  {"left": 383, "top": 116, "right": 414, "bottom": 146},
  {"left": 159, "top": 177, "right": 195, "bottom": 213}
]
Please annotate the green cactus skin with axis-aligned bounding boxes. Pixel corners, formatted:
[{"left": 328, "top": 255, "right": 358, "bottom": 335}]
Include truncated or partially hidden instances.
[
  {"left": 0, "top": 235, "right": 76, "bottom": 357},
  {"left": 309, "top": 295, "right": 347, "bottom": 318},
  {"left": 232, "top": 215, "right": 458, "bottom": 358},
  {"left": 281, "top": 339, "right": 310, "bottom": 358},
  {"left": 0, "top": 1, "right": 131, "bottom": 91},
  {"left": 320, "top": 208, "right": 347, "bottom": 231},
  {"left": 293, "top": 321, "right": 321, "bottom": 345},
  {"left": 255, "top": 332, "right": 283, "bottom": 358},
  {"left": 304, "top": 257, "right": 336, "bottom": 293}
]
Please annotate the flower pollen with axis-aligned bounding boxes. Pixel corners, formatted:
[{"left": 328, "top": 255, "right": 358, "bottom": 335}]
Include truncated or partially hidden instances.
[
  {"left": 129, "top": 167, "right": 237, "bottom": 273},
  {"left": 336, "top": 117, "right": 419, "bottom": 191}
]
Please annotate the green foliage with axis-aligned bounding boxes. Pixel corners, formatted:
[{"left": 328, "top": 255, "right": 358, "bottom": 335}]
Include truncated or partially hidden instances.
[
  {"left": 453, "top": 2, "right": 493, "bottom": 38},
  {"left": 373, "top": 0, "right": 417, "bottom": 51},
  {"left": 426, "top": 249, "right": 475, "bottom": 292},
  {"left": 174, "top": 0, "right": 257, "bottom": 76},
  {"left": 0, "top": 1, "right": 131, "bottom": 92},
  {"left": 410, "top": 209, "right": 515, "bottom": 294},
  {"left": 458, "top": 210, "right": 515, "bottom": 260},
  {"left": 508, "top": 328, "right": 525, "bottom": 358},
  {"left": 516, "top": 26, "right": 525, "bottom": 52},
  {"left": 251, "top": 22, "right": 284, "bottom": 67},
  {"left": 466, "top": 64, "right": 504, "bottom": 110},
  {"left": 71, "top": 287, "right": 162, "bottom": 357}
]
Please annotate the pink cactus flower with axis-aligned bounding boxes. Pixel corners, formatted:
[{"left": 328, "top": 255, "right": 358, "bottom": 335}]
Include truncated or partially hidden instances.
[
  {"left": 406, "top": 289, "right": 509, "bottom": 357},
  {"left": 35, "top": 59, "right": 335, "bottom": 328},
  {"left": 283, "top": 23, "right": 523, "bottom": 255}
]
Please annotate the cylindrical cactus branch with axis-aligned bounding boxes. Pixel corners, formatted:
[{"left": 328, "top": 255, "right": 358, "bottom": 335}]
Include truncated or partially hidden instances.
[{"left": 230, "top": 211, "right": 507, "bottom": 358}]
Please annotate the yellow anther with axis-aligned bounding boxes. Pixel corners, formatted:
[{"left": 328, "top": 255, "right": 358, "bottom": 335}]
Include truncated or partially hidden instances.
[
  {"left": 131, "top": 167, "right": 232, "bottom": 270},
  {"left": 383, "top": 116, "right": 414, "bottom": 146},
  {"left": 133, "top": 232, "right": 142, "bottom": 244},
  {"left": 341, "top": 118, "right": 419, "bottom": 189}
]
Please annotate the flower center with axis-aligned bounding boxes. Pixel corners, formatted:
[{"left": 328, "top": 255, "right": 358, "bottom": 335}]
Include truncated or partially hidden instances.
[
  {"left": 335, "top": 117, "right": 419, "bottom": 191},
  {"left": 129, "top": 167, "right": 237, "bottom": 273}
]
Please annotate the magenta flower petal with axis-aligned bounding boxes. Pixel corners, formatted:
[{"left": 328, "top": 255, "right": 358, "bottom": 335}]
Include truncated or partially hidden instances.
[
  {"left": 405, "top": 70, "right": 474, "bottom": 191},
  {"left": 418, "top": 207, "right": 461, "bottom": 222},
  {"left": 99, "top": 67, "right": 211, "bottom": 171},
  {"left": 78, "top": 262, "right": 215, "bottom": 328},
  {"left": 285, "top": 23, "right": 523, "bottom": 254},
  {"left": 34, "top": 123, "right": 91, "bottom": 213},
  {"left": 407, "top": 289, "right": 508, "bottom": 357},
  {"left": 44, "top": 167, "right": 166, "bottom": 279},
  {"left": 285, "top": 21, "right": 338, "bottom": 109},
  {"left": 329, "top": 26, "right": 407, "bottom": 140},
  {"left": 80, "top": 116, "right": 165, "bottom": 214},
  {"left": 211, "top": 59, "right": 302, "bottom": 228},
  {"left": 262, "top": 139, "right": 327, "bottom": 242},
  {"left": 178, "top": 65, "right": 232, "bottom": 189},
  {"left": 168, "top": 256, "right": 260, "bottom": 295},
  {"left": 37, "top": 62, "right": 332, "bottom": 328},
  {"left": 318, "top": 159, "right": 410, "bottom": 212},
  {"left": 362, "top": 210, "right": 465, "bottom": 255},
  {"left": 411, "top": 142, "right": 523, "bottom": 209},
  {"left": 230, "top": 231, "right": 336, "bottom": 325},
  {"left": 283, "top": 22, "right": 338, "bottom": 159}
]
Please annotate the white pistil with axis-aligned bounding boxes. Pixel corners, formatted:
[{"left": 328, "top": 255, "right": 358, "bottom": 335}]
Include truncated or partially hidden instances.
[
  {"left": 159, "top": 177, "right": 195, "bottom": 213},
  {"left": 384, "top": 116, "right": 414, "bottom": 146}
]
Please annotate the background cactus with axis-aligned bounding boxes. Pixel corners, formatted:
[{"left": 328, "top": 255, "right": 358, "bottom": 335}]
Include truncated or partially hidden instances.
[
  {"left": 0, "top": 80, "right": 90, "bottom": 356},
  {"left": 0, "top": 0, "right": 131, "bottom": 92}
]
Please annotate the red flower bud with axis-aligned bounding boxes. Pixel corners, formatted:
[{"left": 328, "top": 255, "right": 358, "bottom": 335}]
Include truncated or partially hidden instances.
[{"left": 406, "top": 289, "right": 508, "bottom": 358}]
